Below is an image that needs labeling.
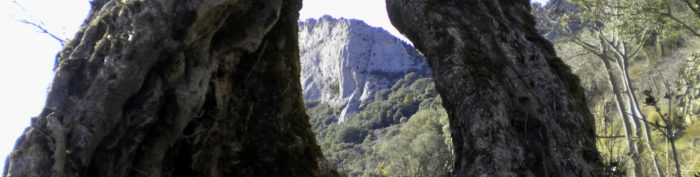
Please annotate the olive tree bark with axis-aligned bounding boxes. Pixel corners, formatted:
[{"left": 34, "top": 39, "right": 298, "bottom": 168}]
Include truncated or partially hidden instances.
[
  {"left": 3, "top": 0, "right": 337, "bottom": 177},
  {"left": 386, "top": 0, "right": 603, "bottom": 176}
]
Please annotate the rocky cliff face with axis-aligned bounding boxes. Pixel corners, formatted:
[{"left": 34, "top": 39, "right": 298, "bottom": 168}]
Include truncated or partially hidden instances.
[
  {"left": 4, "top": 0, "right": 337, "bottom": 177},
  {"left": 680, "top": 54, "right": 699, "bottom": 123},
  {"left": 386, "top": 0, "right": 603, "bottom": 176},
  {"left": 299, "top": 16, "right": 429, "bottom": 121}
]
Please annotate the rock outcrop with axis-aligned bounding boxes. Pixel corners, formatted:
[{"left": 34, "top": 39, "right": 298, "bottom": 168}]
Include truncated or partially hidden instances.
[
  {"left": 386, "top": 0, "right": 603, "bottom": 176},
  {"left": 680, "top": 54, "right": 699, "bottom": 123},
  {"left": 299, "top": 16, "right": 429, "bottom": 121},
  {"left": 3, "top": 0, "right": 337, "bottom": 177}
]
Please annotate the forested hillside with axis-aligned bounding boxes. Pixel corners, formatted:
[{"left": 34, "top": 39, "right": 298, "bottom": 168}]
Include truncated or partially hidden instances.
[
  {"left": 304, "top": 0, "right": 699, "bottom": 176},
  {"left": 307, "top": 73, "right": 452, "bottom": 177},
  {"left": 299, "top": 18, "right": 451, "bottom": 177}
]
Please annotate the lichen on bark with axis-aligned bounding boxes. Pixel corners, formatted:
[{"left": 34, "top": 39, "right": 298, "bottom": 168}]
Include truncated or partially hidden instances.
[
  {"left": 3, "top": 0, "right": 337, "bottom": 177},
  {"left": 386, "top": 0, "right": 604, "bottom": 176}
]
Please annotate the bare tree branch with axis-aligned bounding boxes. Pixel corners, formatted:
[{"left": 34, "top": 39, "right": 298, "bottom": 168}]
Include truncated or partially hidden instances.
[
  {"left": 682, "top": 0, "right": 700, "bottom": 19},
  {"left": 663, "top": 12, "right": 700, "bottom": 37},
  {"left": 17, "top": 19, "right": 66, "bottom": 45},
  {"left": 10, "top": 0, "right": 67, "bottom": 46}
]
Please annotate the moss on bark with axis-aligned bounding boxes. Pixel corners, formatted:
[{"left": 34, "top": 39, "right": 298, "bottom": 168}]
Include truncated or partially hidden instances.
[{"left": 4, "top": 0, "right": 337, "bottom": 177}]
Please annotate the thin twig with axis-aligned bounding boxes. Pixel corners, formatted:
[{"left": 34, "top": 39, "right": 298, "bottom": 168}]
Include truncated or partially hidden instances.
[
  {"left": 11, "top": 0, "right": 67, "bottom": 46},
  {"left": 18, "top": 20, "right": 66, "bottom": 45}
]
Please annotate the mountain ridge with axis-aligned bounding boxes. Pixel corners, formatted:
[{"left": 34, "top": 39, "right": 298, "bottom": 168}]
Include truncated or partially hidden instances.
[{"left": 299, "top": 15, "right": 430, "bottom": 121}]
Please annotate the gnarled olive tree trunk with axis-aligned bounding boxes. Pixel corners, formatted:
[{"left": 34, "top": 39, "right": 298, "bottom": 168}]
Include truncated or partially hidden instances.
[
  {"left": 386, "top": 0, "right": 603, "bottom": 176},
  {"left": 3, "top": 0, "right": 337, "bottom": 176}
]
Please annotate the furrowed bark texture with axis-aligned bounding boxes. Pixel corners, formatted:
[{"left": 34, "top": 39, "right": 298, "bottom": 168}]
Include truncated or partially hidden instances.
[
  {"left": 3, "top": 0, "right": 337, "bottom": 177},
  {"left": 386, "top": 0, "right": 603, "bottom": 176}
]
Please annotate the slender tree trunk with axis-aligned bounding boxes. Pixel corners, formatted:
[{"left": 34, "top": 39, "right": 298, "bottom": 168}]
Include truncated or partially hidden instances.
[
  {"left": 619, "top": 55, "right": 665, "bottom": 177},
  {"left": 600, "top": 49, "right": 643, "bottom": 177},
  {"left": 3, "top": 0, "right": 337, "bottom": 177},
  {"left": 600, "top": 29, "right": 665, "bottom": 177},
  {"left": 591, "top": 33, "right": 644, "bottom": 177},
  {"left": 644, "top": 116, "right": 666, "bottom": 177},
  {"left": 667, "top": 139, "right": 671, "bottom": 177},
  {"left": 666, "top": 117, "right": 682, "bottom": 177},
  {"left": 614, "top": 54, "right": 647, "bottom": 176},
  {"left": 386, "top": 0, "right": 603, "bottom": 176},
  {"left": 669, "top": 139, "right": 682, "bottom": 177},
  {"left": 665, "top": 90, "right": 683, "bottom": 177},
  {"left": 610, "top": 37, "right": 666, "bottom": 177}
]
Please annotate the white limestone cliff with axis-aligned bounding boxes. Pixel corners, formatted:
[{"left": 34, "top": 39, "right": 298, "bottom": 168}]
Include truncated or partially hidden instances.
[{"left": 299, "top": 16, "right": 429, "bottom": 121}]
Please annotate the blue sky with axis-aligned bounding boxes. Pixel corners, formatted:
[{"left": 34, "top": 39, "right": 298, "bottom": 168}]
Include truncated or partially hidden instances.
[{"left": 0, "top": 0, "right": 549, "bottom": 171}]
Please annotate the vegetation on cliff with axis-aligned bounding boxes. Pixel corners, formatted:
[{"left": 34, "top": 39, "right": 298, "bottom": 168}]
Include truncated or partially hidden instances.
[{"left": 306, "top": 73, "right": 453, "bottom": 177}]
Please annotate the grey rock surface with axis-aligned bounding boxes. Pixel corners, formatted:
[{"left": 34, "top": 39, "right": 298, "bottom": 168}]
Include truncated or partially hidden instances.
[
  {"left": 386, "top": 0, "right": 604, "bottom": 176},
  {"left": 299, "top": 16, "right": 429, "bottom": 121},
  {"left": 3, "top": 0, "right": 337, "bottom": 177}
]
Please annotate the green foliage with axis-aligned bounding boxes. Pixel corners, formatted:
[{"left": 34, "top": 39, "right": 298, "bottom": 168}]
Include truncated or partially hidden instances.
[
  {"left": 550, "top": 1, "right": 700, "bottom": 176},
  {"left": 330, "top": 81, "right": 341, "bottom": 95},
  {"left": 563, "top": 0, "right": 698, "bottom": 55},
  {"left": 335, "top": 125, "right": 367, "bottom": 144},
  {"left": 377, "top": 109, "right": 453, "bottom": 177},
  {"left": 306, "top": 100, "right": 340, "bottom": 141},
  {"left": 564, "top": 0, "right": 663, "bottom": 52},
  {"left": 305, "top": 73, "right": 453, "bottom": 177}
]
